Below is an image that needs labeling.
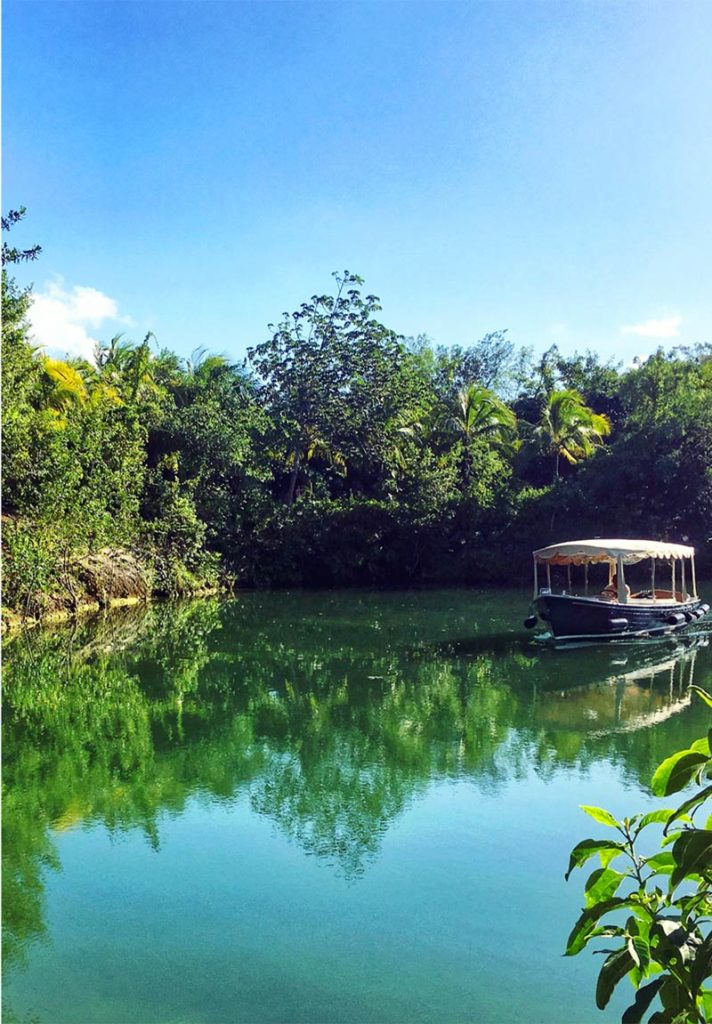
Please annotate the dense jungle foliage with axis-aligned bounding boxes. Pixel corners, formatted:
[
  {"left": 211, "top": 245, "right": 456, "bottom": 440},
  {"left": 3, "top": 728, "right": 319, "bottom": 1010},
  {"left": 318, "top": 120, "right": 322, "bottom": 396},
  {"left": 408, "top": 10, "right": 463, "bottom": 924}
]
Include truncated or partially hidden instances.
[{"left": 3, "top": 211, "right": 712, "bottom": 612}]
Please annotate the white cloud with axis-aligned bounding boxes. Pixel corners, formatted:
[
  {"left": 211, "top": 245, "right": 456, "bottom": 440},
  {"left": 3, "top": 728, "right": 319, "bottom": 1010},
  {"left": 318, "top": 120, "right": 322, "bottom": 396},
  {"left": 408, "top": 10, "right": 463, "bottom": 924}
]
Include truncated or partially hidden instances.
[
  {"left": 619, "top": 315, "right": 682, "bottom": 339},
  {"left": 28, "top": 280, "right": 134, "bottom": 361}
]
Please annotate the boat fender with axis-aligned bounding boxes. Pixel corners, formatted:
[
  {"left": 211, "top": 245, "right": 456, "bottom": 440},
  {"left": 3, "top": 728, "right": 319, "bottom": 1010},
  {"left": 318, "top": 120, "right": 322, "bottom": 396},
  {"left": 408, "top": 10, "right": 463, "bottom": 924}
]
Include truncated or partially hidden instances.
[
  {"left": 684, "top": 611, "right": 695, "bottom": 622},
  {"left": 700, "top": 603, "right": 710, "bottom": 617},
  {"left": 692, "top": 608, "right": 705, "bottom": 620},
  {"left": 523, "top": 615, "right": 538, "bottom": 629},
  {"left": 667, "top": 612, "right": 686, "bottom": 626},
  {"left": 609, "top": 618, "right": 628, "bottom": 631}
]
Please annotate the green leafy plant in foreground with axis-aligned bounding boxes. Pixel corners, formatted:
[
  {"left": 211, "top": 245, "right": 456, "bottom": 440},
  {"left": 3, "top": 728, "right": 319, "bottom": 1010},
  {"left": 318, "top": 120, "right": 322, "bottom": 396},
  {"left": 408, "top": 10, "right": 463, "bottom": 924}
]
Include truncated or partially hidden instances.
[{"left": 566, "top": 686, "right": 712, "bottom": 1023}]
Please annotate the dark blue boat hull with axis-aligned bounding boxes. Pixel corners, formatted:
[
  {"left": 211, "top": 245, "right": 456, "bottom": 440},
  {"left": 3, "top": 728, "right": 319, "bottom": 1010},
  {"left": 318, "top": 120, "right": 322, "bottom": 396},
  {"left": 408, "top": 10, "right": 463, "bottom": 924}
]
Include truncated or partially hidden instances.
[{"left": 533, "top": 593, "right": 709, "bottom": 642}]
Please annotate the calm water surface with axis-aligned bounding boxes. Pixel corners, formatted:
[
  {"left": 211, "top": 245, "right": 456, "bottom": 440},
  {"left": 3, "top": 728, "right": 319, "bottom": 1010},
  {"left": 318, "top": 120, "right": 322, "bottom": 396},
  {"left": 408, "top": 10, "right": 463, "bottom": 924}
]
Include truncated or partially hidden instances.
[{"left": 3, "top": 589, "right": 711, "bottom": 1024}]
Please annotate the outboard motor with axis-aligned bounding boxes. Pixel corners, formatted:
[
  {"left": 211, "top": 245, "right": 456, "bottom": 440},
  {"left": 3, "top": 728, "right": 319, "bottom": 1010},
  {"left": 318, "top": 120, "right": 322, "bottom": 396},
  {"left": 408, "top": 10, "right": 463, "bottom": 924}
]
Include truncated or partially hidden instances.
[{"left": 609, "top": 618, "right": 629, "bottom": 632}]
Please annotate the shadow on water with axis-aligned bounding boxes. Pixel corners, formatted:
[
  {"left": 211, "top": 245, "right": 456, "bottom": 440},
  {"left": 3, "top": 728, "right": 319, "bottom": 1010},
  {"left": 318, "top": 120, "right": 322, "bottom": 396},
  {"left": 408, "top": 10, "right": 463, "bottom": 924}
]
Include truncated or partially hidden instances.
[{"left": 3, "top": 590, "right": 711, "bottom": 983}]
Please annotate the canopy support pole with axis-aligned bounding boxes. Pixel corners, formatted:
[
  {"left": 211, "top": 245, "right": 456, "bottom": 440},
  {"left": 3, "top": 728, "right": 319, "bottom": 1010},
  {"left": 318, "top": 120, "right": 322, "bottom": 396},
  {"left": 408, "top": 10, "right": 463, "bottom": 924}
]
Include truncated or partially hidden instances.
[
  {"left": 584, "top": 563, "right": 589, "bottom": 596},
  {"left": 533, "top": 558, "right": 538, "bottom": 598},
  {"left": 617, "top": 555, "right": 628, "bottom": 604},
  {"left": 672, "top": 560, "right": 676, "bottom": 602},
  {"left": 546, "top": 564, "right": 552, "bottom": 591},
  {"left": 567, "top": 564, "right": 572, "bottom": 594},
  {"left": 682, "top": 560, "right": 686, "bottom": 600},
  {"left": 651, "top": 559, "right": 656, "bottom": 603},
  {"left": 691, "top": 556, "right": 697, "bottom": 599}
]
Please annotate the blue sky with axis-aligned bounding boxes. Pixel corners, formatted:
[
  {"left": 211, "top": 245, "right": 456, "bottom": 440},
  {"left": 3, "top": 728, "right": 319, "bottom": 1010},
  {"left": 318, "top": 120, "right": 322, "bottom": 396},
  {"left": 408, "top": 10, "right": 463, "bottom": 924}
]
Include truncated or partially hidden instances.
[{"left": 4, "top": 0, "right": 711, "bottom": 366}]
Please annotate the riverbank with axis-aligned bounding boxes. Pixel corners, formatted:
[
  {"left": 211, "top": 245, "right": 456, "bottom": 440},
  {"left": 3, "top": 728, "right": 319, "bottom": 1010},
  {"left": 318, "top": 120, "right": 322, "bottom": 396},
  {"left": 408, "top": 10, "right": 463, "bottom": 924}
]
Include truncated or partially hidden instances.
[{"left": 1, "top": 543, "right": 222, "bottom": 634}]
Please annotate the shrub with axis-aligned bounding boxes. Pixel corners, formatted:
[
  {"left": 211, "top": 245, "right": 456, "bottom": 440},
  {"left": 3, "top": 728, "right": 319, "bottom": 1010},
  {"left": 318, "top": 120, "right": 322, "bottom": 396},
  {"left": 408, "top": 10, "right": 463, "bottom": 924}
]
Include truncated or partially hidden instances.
[{"left": 565, "top": 688, "right": 712, "bottom": 1023}]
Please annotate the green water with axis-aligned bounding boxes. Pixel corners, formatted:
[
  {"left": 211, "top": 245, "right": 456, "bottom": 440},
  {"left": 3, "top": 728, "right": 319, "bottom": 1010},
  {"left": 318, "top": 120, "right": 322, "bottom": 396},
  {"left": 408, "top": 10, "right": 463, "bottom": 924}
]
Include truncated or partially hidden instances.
[{"left": 3, "top": 589, "right": 711, "bottom": 1024}]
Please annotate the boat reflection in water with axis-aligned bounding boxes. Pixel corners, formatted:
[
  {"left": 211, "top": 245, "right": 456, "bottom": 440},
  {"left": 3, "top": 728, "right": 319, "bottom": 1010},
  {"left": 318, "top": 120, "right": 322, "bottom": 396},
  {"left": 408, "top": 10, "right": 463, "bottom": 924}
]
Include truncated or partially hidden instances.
[{"left": 533, "top": 636, "right": 707, "bottom": 737}]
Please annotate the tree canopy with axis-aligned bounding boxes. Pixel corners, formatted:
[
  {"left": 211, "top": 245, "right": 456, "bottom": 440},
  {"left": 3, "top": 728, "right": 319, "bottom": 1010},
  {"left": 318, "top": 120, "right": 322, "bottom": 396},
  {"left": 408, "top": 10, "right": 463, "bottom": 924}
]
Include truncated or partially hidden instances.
[{"left": 3, "top": 214, "right": 711, "bottom": 612}]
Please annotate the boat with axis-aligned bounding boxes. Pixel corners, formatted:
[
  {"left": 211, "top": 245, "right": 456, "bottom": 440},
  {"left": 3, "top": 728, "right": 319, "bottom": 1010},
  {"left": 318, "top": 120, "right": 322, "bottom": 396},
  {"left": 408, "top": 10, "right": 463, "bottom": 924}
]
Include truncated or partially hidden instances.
[{"left": 524, "top": 538, "right": 710, "bottom": 644}]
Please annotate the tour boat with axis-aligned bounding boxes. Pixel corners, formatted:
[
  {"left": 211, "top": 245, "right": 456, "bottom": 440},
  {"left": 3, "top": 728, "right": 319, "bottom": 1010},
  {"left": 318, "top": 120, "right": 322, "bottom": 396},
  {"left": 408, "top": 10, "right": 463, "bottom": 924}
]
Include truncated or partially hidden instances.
[{"left": 525, "top": 539, "right": 709, "bottom": 644}]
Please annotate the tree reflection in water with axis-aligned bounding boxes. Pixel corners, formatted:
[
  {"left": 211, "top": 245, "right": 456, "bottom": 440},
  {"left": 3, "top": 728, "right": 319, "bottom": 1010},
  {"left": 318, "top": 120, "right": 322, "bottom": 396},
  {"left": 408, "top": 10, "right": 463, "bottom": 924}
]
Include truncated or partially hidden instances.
[{"left": 3, "top": 591, "right": 711, "bottom": 967}]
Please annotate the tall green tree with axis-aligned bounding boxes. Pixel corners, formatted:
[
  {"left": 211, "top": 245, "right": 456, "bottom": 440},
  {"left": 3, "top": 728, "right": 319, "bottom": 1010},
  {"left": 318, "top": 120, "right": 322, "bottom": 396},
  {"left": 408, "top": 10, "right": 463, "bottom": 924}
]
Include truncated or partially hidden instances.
[
  {"left": 575, "top": 348, "right": 712, "bottom": 544},
  {"left": 446, "top": 384, "right": 517, "bottom": 447},
  {"left": 526, "top": 389, "right": 611, "bottom": 482},
  {"left": 443, "top": 383, "right": 517, "bottom": 490},
  {"left": 248, "top": 271, "right": 426, "bottom": 505},
  {"left": 450, "top": 330, "right": 530, "bottom": 399}
]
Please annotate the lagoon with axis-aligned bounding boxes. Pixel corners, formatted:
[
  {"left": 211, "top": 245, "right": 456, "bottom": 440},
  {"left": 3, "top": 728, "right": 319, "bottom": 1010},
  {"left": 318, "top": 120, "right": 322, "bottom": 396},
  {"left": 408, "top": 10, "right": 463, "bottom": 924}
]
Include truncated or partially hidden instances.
[{"left": 3, "top": 589, "right": 711, "bottom": 1023}]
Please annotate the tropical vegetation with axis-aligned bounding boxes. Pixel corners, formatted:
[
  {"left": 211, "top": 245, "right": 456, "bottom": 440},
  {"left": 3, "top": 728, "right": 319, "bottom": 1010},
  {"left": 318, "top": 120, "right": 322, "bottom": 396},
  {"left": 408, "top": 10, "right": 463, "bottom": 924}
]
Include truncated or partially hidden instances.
[
  {"left": 3, "top": 209, "right": 712, "bottom": 615},
  {"left": 566, "top": 688, "right": 712, "bottom": 1023}
]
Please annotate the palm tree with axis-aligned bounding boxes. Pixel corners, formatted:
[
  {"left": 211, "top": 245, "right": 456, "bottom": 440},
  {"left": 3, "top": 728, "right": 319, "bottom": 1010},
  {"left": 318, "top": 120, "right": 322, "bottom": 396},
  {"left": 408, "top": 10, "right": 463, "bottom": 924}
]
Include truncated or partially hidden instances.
[
  {"left": 446, "top": 384, "right": 518, "bottom": 447},
  {"left": 444, "top": 384, "right": 517, "bottom": 487},
  {"left": 384, "top": 407, "right": 424, "bottom": 477},
  {"left": 528, "top": 389, "right": 611, "bottom": 482},
  {"left": 93, "top": 333, "right": 158, "bottom": 405},
  {"left": 94, "top": 333, "right": 135, "bottom": 378},
  {"left": 183, "top": 347, "right": 229, "bottom": 380},
  {"left": 41, "top": 358, "right": 88, "bottom": 414},
  {"left": 284, "top": 423, "right": 346, "bottom": 505}
]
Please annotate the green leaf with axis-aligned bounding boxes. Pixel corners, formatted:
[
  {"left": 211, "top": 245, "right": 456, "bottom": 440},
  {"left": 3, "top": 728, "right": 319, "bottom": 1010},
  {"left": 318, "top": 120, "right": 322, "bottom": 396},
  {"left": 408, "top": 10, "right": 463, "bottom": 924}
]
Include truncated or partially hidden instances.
[
  {"left": 581, "top": 805, "right": 620, "bottom": 828},
  {"left": 689, "top": 933, "right": 712, "bottom": 992},
  {"left": 638, "top": 809, "right": 675, "bottom": 830},
  {"left": 670, "top": 830, "right": 712, "bottom": 889},
  {"left": 628, "top": 935, "right": 650, "bottom": 972},
  {"left": 630, "top": 904, "right": 655, "bottom": 923},
  {"left": 661, "top": 830, "right": 683, "bottom": 848},
  {"left": 565, "top": 839, "right": 625, "bottom": 880},
  {"left": 599, "top": 846, "right": 624, "bottom": 869},
  {"left": 596, "top": 947, "right": 635, "bottom": 1009},
  {"left": 690, "top": 735, "right": 711, "bottom": 757},
  {"left": 652, "top": 919, "right": 701, "bottom": 966},
  {"left": 651, "top": 750, "right": 709, "bottom": 797},
  {"left": 644, "top": 852, "right": 675, "bottom": 875},
  {"left": 665, "top": 785, "right": 712, "bottom": 833},
  {"left": 701, "top": 990, "right": 712, "bottom": 1022},
  {"left": 690, "top": 685, "right": 712, "bottom": 709},
  {"left": 622, "top": 978, "right": 664, "bottom": 1024},
  {"left": 584, "top": 867, "right": 626, "bottom": 907},
  {"left": 565, "top": 898, "right": 636, "bottom": 956}
]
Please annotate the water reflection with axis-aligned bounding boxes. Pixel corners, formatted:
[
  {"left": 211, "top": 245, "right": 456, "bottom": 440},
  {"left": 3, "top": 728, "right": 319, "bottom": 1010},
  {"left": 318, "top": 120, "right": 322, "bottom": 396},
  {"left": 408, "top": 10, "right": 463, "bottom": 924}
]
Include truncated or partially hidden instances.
[{"left": 3, "top": 592, "right": 711, "bottom": 970}]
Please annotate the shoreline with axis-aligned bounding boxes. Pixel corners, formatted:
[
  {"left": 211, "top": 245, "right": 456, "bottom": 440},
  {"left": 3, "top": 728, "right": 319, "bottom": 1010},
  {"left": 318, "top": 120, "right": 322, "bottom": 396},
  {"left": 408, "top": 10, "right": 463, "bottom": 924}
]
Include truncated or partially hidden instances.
[
  {"left": 4, "top": 577, "right": 710, "bottom": 638},
  {"left": 1, "top": 587, "right": 221, "bottom": 637}
]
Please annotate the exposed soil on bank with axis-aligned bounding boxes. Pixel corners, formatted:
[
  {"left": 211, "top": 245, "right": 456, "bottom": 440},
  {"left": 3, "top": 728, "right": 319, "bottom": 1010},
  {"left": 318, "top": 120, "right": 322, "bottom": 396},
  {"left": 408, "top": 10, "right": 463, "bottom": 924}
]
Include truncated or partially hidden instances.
[{"left": 2, "top": 545, "right": 220, "bottom": 634}]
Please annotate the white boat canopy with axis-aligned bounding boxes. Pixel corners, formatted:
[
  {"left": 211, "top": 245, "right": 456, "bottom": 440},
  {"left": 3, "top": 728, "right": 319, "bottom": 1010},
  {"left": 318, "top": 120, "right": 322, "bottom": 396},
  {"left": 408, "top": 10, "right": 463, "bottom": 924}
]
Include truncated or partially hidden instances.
[{"left": 533, "top": 539, "right": 695, "bottom": 565}]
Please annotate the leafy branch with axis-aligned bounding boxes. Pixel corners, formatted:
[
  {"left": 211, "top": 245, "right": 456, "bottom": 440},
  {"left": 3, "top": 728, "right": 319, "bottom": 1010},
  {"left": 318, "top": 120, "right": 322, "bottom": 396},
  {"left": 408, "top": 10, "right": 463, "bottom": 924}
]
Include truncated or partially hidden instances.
[
  {"left": 566, "top": 686, "right": 712, "bottom": 1023},
  {"left": 2, "top": 206, "right": 42, "bottom": 265}
]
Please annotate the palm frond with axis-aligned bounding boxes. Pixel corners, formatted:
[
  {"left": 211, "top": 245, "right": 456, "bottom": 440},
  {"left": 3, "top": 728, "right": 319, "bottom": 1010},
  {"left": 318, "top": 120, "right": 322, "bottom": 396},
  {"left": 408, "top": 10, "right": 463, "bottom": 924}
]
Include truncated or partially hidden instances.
[{"left": 42, "top": 358, "right": 88, "bottom": 411}]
